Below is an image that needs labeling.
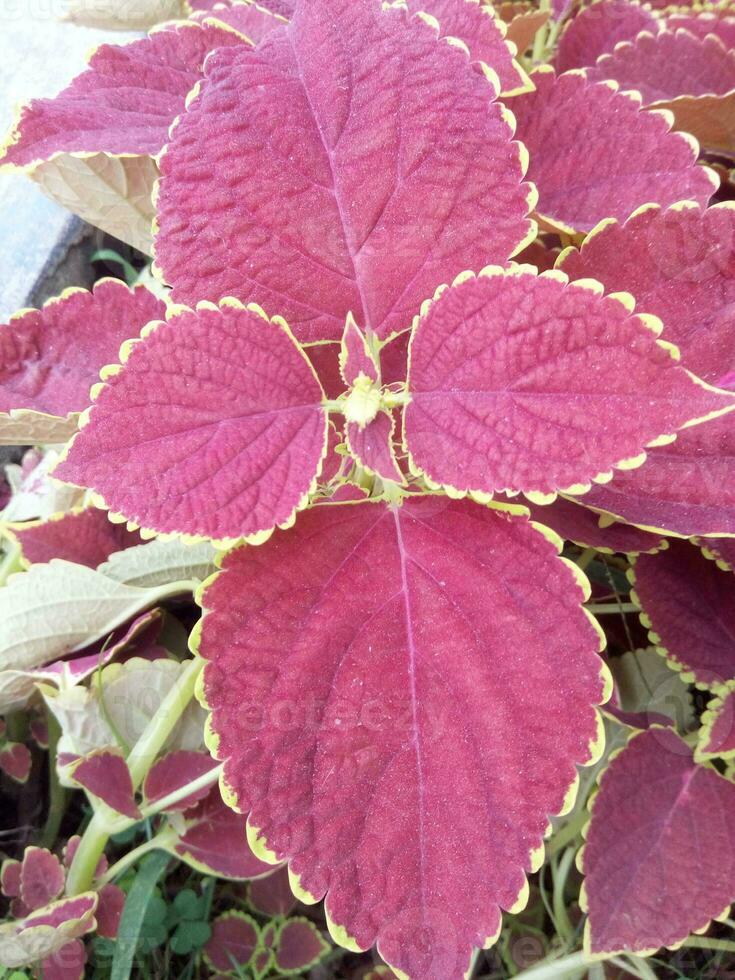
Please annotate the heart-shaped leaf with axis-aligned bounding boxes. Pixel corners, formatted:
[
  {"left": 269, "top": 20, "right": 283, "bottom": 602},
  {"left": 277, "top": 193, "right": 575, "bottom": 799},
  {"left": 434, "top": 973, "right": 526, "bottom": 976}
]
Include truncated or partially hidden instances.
[
  {"left": 70, "top": 749, "right": 141, "bottom": 819},
  {"left": 511, "top": 68, "right": 716, "bottom": 234},
  {"left": 581, "top": 726, "right": 735, "bottom": 956},
  {"left": 198, "top": 496, "right": 609, "bottom": 978},
  {"left": 154, "top": 0, "right": 533, "bottom": 342},
  {"left": 55, "top": 301, "right": 328, "bottom": 543},
  {"left": 346, "top": 414, "right": 403, "bottom": 484},
  {"left": 403, "top": 266, "right": 734, "bottom": 497},
  {"left": 273, "top": 917, "right": 330, "bottom": 973},
  {"left": 203, "top": 911, "right": 261, "bottom": 974}
]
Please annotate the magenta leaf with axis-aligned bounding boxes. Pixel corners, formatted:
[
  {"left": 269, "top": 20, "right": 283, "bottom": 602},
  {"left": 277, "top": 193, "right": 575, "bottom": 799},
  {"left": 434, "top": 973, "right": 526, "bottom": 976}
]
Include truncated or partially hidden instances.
[
  {"left": 558, "top": 202, "right": 735, "bottom": 387},
  {"left": 38, "top": 938, "right": 86, "bottom": 980},
  {"left": 402, "top": 0, "right": 532, "bottom": 95},
  {"left": 70, "top": 749, "right": 141, "bottom": 820},
  {"left": 55, "top": 301, "right": 328, "bottom": 542},
  {"left": 697, "top": 683, "right": 735, "bottom": 761},
  {"left": 247, "top": 866, "right": 297, "bottom": 918},
  {"left": 579, "top": 413, "right": 735, "bottom": 537},
  {"left": 511, "top": 68, "right": 716, "bottom": 234},
  {"left": 631, "top": 540, "right": 735, "bottom": 687},
  {"left": 154, "top": 0, "right": 533, "bottom": 342},
  {"left": 0, "top": 894, "right": 97, "bottom": 969},
  {"left": 581, "top": 727, "right": 735, "bottom": 956},
  {"left": 273, "top": 917, "right": 330, "bottom": 973},
  {"left": 95, "top": 884, "right": 126, "bottom": 940},
  {"left": 340, "top": 315, "right": 379, "bottom": 388},
  {"left": 346, "top": 414, "right": 404, "bottom": 484},
  {"left": 700, "top": 537, "right": 735, "bottom": 571},
  {"left": 204, "top": 911, "right": 260, "bottom": 974},
  {"left": 0, "top": 280, "right": 165, "bottom": 444},
  {"left": 555, "top": 0, "right": 658, "bottom": 72},
  {"left": 0, "top": 743, "right": 32, "bottom": 784},
  {"left": 192, "top": 0, "right": 287, "bottom": 42},
  {"left": 666, "top": 11, "right": 735, "bottom": 50},
  {"left": 523, "top": 497, "right": 664, "bottom": 554},
  {"left": 199, "top": 497, "right": 609, "bottom": 977},
  {"left": 0, "top": 23, "right": 243, "bottom": 167},
  {"left": 143, "top": 750, "right": 219, "bottom": 812},
  {"left": 1, "top": 859, "right": 21, "bottom": 898},
  {"left": 9, "top": 507, "right": 140, "bottom": 568},
  {"left": 167, "top": 788, "right": 275, "bottom": 880},
  {"left": 403, "top": 267, "right": 734, "bottom": 497},
  {"left": 20, "top": 848, "right": 65, "bottom": 912}
]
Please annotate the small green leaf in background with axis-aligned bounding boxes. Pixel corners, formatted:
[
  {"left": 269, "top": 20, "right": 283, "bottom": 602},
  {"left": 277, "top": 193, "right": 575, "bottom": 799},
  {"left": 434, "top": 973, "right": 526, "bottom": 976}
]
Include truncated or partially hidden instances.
[
  {"left": 90, "top": 249, "right": 139, "bottom": 287},
  {"left": 111, "top": 851, "right": 169, "bottom": 980}
]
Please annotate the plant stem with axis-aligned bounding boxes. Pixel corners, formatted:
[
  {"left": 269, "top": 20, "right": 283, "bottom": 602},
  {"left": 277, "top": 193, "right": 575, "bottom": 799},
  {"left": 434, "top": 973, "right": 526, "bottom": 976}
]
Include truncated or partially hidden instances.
[
  {"left": 551, "top": 848, "right": 576, "bottom": 944},
  {"left": 97, "top": 830, "right": 177, "bottom": 887},
  {"left": 576, "top": 548, "right": 596, "bottom": 572},
  {"left": 38, "top": 710, "right": 68, "bottom": 849},
  {"left": 0, "top": 540, "right": 22, "bottom": 587},
  {"left": 546, "top": 811, "right": 586, "bottom": 858},
  {"left": 66, "top": 657, "right": 204, "bottom": 895},
  {"left": 585, "top": 602, "right": 638, "bottom": 614},
  {"left": 612, "top": 955, "right": 659, "bottom": 980},
  {"left": 126, "top": 657, "right": 204, "bottom": 789},
  {"left": 515, "top": 950, "right": 589, "bottom": 979}
]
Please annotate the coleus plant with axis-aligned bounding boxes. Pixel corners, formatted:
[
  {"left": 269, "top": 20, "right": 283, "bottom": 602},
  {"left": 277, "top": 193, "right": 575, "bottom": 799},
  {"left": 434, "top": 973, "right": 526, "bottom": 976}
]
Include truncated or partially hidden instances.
[{"left": 2, "top": 0, "right": 735, "bottom": 976}]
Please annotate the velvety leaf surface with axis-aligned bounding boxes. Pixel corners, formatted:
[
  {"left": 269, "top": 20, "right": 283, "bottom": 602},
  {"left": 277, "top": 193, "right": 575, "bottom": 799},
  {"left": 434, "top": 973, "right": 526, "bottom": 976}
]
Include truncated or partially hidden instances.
[
  {"left": 154, "top": 0, "right": 533, "bottom": 343},
  {"left": 167, "top": 789, "right": 275, "bottom": 880},
  {"left": 9, "top": 508, "right": 140, "bottom": 568},
  {"left": 247, "top": 867, "right": 297, "bottom": 918},
  {"left": 523, "top": 497, "right": 664, "bottom": 553},
  {"left": 143, "top": 750, "right": 219, "bottom": 811},
  {"left": 0, "top": 23, "right": 243, "bottom": 167},
  {"left": 71, "top": 749, "right": 141, "bottom": 819},
  {"left": 666, "top": 12, "right": 735, "bottom": 50},
  {"left": 555, "top": 0, "right": 658, "bottom": 72},
  {"left": 402, "top": 0, "right": 531, "bottom": 95},
  {"left": 579, "top": 413, "right": 735, "bottom": 536},
  {"left": 31, "top": 153, "right": 159, "bottom": 255},
  {"left": 586, "top": 29, "right": 735, "bottom": 105},
  {"left": 193, "top": 0, "right": 287, "bottom": 41},
  {"left": 632, "top": 540, "right": 735, "bottom": 687},
  {"left": 204, "top": 911, "right": 260, "bottom": 973},
  {"left": 346, "top": 414, "right": 403, "bottom": 483},
  {"left": 697, "top": 683, "right": 735, "bottom": 760},
  {"left": 0, "top": 744, "right": 32, "bottom": 784},
  {"left": 558, "top": 202, "right": 735, "bottom": 386},
  {"left": 200, "top": 497, "right": 608, "bottom": 978},
  {"left": 55, "top": 302, "right": 327, "bottom": 542},
  {"left": 0, "top": 561, "right": 184, "bottom": 672},
  {"left": 404, "top": 268, "right": 733, "bottom": 497},
  {"left": 511, "top": 69, "right": 716, "bottom": 233},
  {"left": 0, "top": 280, "right": 165, "bottom": 429},
  {"left": 274, "top": 918, "right": 330, "bottom": 972},
  {"left": 581, "top": 727, "right": 735, "bottom": 955}
]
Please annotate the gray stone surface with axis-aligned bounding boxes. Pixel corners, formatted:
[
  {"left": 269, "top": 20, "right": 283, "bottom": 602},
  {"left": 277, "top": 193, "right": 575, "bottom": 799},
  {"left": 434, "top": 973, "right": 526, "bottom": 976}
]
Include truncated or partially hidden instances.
[{"left": 0, "top": 7, "right": 138, "bottom": 318}]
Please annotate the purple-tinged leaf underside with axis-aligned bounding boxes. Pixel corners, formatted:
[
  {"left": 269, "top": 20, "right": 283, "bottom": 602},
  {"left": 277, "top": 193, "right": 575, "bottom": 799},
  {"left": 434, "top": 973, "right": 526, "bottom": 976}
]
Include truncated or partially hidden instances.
[
  {"left": 70, "top": 749, "right": 141, "bottom": 819},
  {"left": 631, "top": 540, "right": 735, "bottom": 687},
  {"left": 346, "top": 413, "right": 404, "bottom": 484},
  {"left": 581, "top": 727, "right": 735, "bottom": 956},
  {"left": 585, "top": 29, "right": 735, "bottom": 157},
  {"left": 198, "top": 496, "right": 609, "bottom": 979},
  {"left": 0, "top": 23, "right": 244, "bottom": 168},
  {"left": 0, "top": 280, "right": 165, "bottom": 445},
  {"left": 511, "top": 68, "right": 717, "bottom": 234},
  {"left": 8, "top": 507, "right": 140, "bottom": 568},
  {"left": 555, "top": 0, "right": 659, "bottom": 73},
  {"left": 522, "top": 496, "right": 665, "bottom": 554},
  {"left": 401, "top": 0, "right": 532, "bottom": 95},
  {"left": 54, "top": 301, "right": 328, "bottom": 543},
  {"left": 154, "top": 0, "right": 534, "bottom": 343},
  {"left": 579, "top": 412, "right": 735, "bottom": 537},
  {"left": 558, "top": 202, "right": 735, "bottom": 387},
  {"left": 403, "top": 267, "right": 734, "bottom": 498},
  {"left": 696, "top": 683, "right": 735, "bottom": 760}
]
